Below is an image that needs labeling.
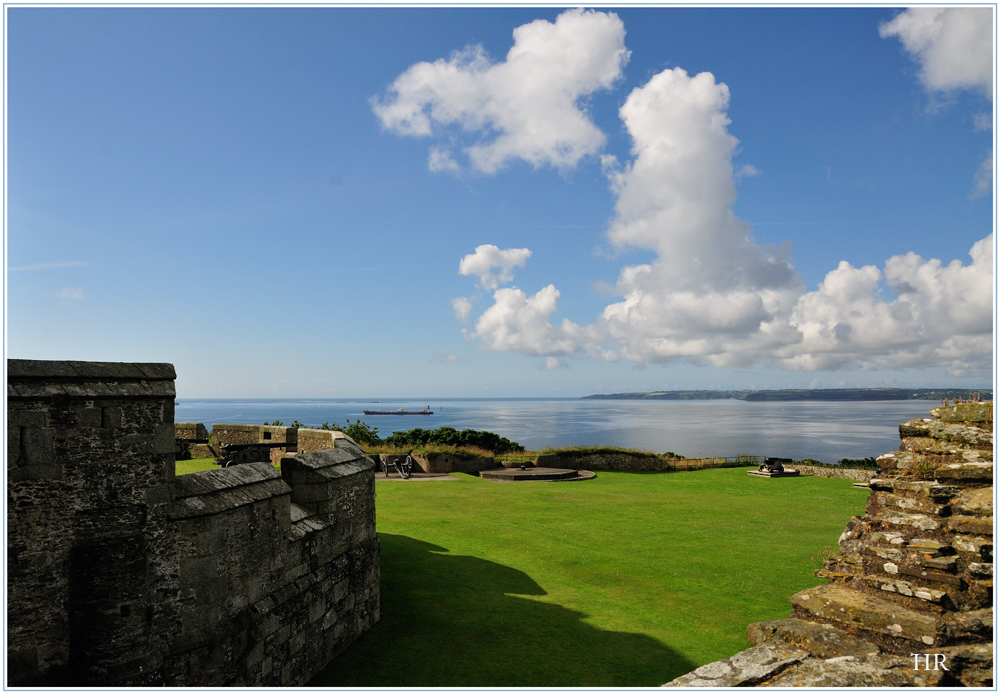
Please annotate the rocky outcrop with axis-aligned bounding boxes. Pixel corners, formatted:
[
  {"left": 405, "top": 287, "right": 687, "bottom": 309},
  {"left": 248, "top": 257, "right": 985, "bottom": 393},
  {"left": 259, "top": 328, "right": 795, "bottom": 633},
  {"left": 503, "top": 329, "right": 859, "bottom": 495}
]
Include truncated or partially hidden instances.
[{"left": 664, "top": 402, "right": 993, "bottom": 687}]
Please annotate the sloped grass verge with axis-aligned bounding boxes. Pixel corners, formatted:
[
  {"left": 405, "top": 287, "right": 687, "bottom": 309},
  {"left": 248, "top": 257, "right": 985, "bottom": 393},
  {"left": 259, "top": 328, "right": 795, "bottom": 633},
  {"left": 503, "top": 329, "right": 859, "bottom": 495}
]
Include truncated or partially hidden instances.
[{"left": 311, "top": 468, "right": 866, "bottom": 687}]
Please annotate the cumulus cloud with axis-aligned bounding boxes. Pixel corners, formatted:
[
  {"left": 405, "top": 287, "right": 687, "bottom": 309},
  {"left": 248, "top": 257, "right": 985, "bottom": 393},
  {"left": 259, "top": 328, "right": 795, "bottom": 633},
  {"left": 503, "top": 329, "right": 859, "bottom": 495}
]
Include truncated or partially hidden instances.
[
  {"left": 456, "top": 64, "right": 993, "bottom": 375},
  {"left": 458, "top": 244, "right": 531, "bottom": 290},
  {"left": 468, "top": 284, "right": 591, "bottom": 356},
  {"left": 594, "top": 67, "right": 803, "bottom": 366},
  {"left": 880, "top": 7, "right": 994, "bottom": 98},
  {"left": 372, "top": 8, "right": 629, "bottom": 173},
  {"left": 735, "top": 164, "right": 761, "bottom": 179},
  {"left": 782, "top": 236, "right": 993, "bottom": 374}
]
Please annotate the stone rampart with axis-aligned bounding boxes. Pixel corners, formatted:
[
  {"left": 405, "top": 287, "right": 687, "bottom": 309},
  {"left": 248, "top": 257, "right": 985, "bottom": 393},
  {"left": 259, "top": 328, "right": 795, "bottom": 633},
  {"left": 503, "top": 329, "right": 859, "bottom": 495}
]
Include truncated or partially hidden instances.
[
  {"left": 663, "top": 403, "right": 993, "bottom": 687},
  {"left": 7, "top": 360, "right": 379, "bottom": 687},
  {"left": 211, "top": 423, "right": 298, "bottom": 464}
]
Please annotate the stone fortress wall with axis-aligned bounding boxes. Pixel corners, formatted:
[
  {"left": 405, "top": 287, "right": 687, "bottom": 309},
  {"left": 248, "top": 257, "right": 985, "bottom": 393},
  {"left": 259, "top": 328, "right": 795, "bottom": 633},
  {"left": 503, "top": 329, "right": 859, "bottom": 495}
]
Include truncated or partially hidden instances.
[
  {"left": 176, "top": 422, "right": 354, "bottom": 463},
  {"left": 7, "top": 360, "right": 379, "bottom": 686},
  {"left": 664, "top": 402, "right": 993, "bottom": 687}
]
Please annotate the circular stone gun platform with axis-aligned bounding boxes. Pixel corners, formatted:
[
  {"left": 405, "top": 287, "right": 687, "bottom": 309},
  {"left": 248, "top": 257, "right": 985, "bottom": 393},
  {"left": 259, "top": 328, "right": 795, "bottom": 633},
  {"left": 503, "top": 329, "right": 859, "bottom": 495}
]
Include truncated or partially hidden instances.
[{"left": 480, "top": 467, "right": 595, "bottom": 482}]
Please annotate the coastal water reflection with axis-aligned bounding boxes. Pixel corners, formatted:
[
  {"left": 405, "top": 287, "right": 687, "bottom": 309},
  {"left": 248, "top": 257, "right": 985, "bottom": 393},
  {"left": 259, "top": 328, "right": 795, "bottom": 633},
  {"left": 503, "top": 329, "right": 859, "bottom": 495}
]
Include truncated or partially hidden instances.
[{"left": 175, "top": 398, "right": 938, "bottom": 463}]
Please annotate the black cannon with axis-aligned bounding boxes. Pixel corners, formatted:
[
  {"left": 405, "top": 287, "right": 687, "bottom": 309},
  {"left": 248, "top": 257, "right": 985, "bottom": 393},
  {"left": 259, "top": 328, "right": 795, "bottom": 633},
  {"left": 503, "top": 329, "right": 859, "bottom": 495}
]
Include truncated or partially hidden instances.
[
  {"left": 215, "top": 442, "right": 296, "bottom": 467},
  {"left": 758, "top": 457, "right": 792, "bottom": 474},
  {"left": 381, "top": 454, "right": 413, "bottom": 479}
]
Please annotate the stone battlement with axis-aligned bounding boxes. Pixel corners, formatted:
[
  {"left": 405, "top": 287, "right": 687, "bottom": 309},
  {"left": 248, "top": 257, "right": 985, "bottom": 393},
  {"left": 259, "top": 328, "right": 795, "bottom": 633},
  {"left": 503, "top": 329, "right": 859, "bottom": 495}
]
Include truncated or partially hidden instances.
[
  {"left": 7, "top": 360, "right": 379, "bottom": 686},
  {"left": 664, "top": 402, "right": 993, "bottom": 687}
]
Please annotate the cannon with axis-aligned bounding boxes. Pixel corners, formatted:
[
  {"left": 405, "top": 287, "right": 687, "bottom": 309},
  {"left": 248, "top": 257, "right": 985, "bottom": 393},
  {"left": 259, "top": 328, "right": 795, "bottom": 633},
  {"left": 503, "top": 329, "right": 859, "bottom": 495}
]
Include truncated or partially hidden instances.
[
  {"left": 758, "top": 457, "right": 792, "bottom": 474},
  {"left": 175, "top": 437, "right": 210, "bottom": 459},
  {"left": 215, "top": 442, "right": 296, "bottom": 467},
  {"left": 380, "top": 454, "right": 413, "bottom": 479}
]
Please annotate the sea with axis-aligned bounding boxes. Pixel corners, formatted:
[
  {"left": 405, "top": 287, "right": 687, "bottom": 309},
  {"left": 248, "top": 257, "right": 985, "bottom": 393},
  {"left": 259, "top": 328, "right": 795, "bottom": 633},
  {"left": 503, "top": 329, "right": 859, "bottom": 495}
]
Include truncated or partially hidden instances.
[{"left": 174, "top": 398, "right": 941, "bottom": 463}]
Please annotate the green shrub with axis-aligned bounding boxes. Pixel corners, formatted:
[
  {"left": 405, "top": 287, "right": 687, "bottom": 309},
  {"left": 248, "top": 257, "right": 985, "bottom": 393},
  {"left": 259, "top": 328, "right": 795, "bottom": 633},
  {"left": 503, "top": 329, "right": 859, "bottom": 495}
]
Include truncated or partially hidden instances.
[{"left": 384, "top": 426, "right": 524, "bottom": 455}]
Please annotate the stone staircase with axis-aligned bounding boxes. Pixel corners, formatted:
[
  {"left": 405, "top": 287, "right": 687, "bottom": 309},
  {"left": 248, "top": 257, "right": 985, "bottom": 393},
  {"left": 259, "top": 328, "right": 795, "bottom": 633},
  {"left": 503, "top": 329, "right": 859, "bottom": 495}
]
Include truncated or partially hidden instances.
[{"left": 664, "top": 402, "right": 993, "bottom": 687}]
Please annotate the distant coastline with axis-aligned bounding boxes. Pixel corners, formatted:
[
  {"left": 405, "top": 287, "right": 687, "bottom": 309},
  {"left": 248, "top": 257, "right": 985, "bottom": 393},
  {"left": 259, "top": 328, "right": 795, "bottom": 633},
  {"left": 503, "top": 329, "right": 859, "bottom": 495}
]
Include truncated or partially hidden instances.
[{"left": 582, "top": 388, "right": 993, "bottom": 402}]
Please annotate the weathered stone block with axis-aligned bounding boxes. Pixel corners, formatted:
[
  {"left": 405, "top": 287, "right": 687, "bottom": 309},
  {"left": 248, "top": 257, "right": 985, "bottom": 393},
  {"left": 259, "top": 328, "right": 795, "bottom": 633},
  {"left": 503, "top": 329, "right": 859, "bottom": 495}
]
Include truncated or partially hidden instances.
[
  {"left": 790, "top": 584, "right": 944, "bottom": 644},
  {"left": 746, "top": 618, "right": 880, "bottom": 658},
  {"left": 662, "top": 642, "right": 809, "bottom": 687},
  {"left": 947, "top": 516, "right": 993, "bottom": 535}
]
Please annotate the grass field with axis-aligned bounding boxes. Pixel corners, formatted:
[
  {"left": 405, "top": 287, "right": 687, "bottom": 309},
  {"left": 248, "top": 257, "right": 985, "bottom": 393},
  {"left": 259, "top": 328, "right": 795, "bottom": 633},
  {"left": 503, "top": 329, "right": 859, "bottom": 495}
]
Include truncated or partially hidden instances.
[
  {"left": 310, "top": 468, "right": 867, "bottom": 687},
  {"left": 174, "top": 457, "right": 219, "bottom": 475}
]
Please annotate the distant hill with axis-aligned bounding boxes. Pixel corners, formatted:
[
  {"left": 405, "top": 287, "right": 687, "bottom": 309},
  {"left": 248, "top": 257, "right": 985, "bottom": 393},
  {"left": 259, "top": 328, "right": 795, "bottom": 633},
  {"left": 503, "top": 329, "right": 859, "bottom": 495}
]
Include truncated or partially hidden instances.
[{"left": 582, "top": 388, "right": 993, "bottom": 402}]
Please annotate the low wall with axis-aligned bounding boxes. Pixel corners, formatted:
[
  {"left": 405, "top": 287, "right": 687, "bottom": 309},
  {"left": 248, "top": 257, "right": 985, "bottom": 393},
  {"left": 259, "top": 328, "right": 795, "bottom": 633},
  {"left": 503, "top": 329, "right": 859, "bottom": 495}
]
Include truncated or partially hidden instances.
[
  {"left": 535, "top": 451, "right": 676, "bottom": 472},
  {"left": 792, "top": 465, "right": 876, "bottom": 481},
  {"left": 409, "top": 452, "right": 496, "bottom": 474}
]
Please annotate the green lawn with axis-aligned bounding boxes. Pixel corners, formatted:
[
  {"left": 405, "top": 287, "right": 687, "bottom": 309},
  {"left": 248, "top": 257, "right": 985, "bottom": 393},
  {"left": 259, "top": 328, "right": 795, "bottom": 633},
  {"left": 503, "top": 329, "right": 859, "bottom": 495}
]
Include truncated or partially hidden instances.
[
  {"left": 174, "top": 457, "right": 219, "bottom": 475},
  {"left": 311, "top": 468, "right": 866, "bottom": 687}
]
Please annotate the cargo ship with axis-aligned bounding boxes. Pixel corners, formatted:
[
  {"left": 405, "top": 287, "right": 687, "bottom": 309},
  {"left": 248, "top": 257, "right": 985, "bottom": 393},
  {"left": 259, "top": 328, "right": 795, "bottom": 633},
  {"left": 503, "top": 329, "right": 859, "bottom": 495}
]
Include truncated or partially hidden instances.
[{"left": 363, "top": 405, "right": 433, "bottom": 415}]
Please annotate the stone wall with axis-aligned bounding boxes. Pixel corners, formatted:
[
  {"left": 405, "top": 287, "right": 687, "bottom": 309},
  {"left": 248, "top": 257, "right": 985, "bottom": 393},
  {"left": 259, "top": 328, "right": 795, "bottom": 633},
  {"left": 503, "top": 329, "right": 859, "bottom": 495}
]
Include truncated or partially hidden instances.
[
  {"left": 211, "top": 423, "right": 298, "bottom": 464},
  {"left": 410, "top": 452, "right": 496, "bottom": 474},
  {"left": 792, "top": 465, "right": 877, "bottom": 481},
  {"left": 296, "top": 427, "right": 354, "bottom": 454},
  {"left": 7, "top": 360, "right": 379, "bottom": 687},
  {"left": 535, "top": 450, "right": 675, "bottom": 472},
  {"left": 174, "top": 422, "right": 211, "bottom": 460},
  {"left": 664, "top": 403, "right": 993, "bottom": 687}
]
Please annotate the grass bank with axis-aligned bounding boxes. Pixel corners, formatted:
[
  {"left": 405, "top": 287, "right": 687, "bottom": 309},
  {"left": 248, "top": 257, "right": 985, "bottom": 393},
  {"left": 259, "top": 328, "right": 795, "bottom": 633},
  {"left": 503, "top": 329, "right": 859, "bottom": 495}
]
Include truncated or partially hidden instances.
[{"left": 311, "top": 467, "right": 866, "bottom": 687}]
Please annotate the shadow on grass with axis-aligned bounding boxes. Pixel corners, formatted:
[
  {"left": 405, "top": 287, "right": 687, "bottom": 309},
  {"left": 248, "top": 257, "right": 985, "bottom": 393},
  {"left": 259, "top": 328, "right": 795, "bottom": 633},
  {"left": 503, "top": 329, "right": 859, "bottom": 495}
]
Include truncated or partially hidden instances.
[{"left": 309, "top": 533, "right": 696, "bottom": 687}]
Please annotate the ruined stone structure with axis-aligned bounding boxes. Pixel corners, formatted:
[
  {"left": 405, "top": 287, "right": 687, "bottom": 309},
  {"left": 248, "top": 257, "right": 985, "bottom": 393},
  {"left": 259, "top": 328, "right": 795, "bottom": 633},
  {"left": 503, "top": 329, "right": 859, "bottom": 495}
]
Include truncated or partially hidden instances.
[
  {"left": 664, "top": 402, "right": 993, "bottom": 687},
  {"left": 7, "top": 360, "right": 379, "bottom": 686}
]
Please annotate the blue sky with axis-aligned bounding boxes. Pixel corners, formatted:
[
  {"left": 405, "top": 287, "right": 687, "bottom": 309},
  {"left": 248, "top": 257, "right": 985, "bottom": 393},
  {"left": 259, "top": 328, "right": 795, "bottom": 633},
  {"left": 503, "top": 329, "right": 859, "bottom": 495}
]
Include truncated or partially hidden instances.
[{"left": 6, "top": 7, "right": 994, "bottom": 398}]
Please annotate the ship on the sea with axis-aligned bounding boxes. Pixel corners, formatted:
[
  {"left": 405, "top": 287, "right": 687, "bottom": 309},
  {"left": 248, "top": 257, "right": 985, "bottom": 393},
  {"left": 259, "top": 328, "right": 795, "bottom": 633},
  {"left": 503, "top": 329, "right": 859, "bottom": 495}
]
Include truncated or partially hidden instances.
[{"left": 363, "top": 405, "right": 433, "bottom": 415}]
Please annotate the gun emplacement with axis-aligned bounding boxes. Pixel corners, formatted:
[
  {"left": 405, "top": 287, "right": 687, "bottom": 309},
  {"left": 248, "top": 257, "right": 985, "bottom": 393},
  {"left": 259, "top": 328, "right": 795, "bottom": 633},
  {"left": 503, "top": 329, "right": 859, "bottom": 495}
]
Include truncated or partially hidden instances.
[{"left": 215, "top": 441, "right": 297, "bottom": 467}]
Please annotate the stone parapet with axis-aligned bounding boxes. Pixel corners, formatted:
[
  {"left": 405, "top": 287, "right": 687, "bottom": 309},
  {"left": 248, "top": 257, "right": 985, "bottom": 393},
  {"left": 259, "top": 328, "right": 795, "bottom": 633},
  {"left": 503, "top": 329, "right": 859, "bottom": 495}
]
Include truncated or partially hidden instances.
[
  {"left": 7, "top": 360, "right": 378, "bottom": 687},
  {"left": 663, "top": 402, "right": 993, "bottom": 687}
]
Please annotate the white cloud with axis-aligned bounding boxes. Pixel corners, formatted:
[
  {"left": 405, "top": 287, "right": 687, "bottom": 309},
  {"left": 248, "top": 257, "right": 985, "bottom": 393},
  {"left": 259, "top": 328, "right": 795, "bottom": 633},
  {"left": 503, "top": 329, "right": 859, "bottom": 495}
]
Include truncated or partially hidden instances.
[
  {"left": 544, "top": 357, "right": 566, "bottom": 370},
  {"left": 880, "top": 7, "right": 994, "bottom": 98},
  {"left": 12, "top": 261, "right": 86, "bottom": 271},
  {"left": 971, "top": 152, "right": 993, "bottom": 199},
  {"left": 57, "top": 287, "right": 84, "bottom": 300},
  {"left": 458, "top": 244, "right": 531, "bottom": 290},
  {"left": 456, "top": 64, "right": 993, "bottom": 375},
  {"left": 881, "top": 8, "right": 993, "bottom": 202},
  {"left": 469, "top": 285, "right": 587, "bottom": 356},
  {"left": 595, "top": 67, "right": 802, "bottom": 366},
  {"left": 782, "top": 235, "right": 993, "bottom": 374},
  {"left": 372, "top": 8, "right": 629, "bottom": 173},
  {"left": 451, "top": 296, "right": 474, "bottom": 321},
  {"left": 735, "top": 164, "right": 761, "bottom": 179},
  {"left": 428, "top": 148, "right": 460, "bottom": 173}
]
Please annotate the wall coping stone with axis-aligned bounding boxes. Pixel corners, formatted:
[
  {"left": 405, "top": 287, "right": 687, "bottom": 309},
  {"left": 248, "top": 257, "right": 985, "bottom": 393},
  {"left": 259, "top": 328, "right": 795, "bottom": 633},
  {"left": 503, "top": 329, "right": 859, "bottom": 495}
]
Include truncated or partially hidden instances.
[{"left": 7, "top": 359, "right": 175, "bottom": 381}]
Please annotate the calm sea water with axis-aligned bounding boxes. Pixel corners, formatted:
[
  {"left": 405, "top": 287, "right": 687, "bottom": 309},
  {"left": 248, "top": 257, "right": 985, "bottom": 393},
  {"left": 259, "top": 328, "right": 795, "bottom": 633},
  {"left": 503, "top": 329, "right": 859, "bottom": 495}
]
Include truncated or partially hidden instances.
[{"left": 174, "top": 398, "right": 939, "bottom": 463}]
